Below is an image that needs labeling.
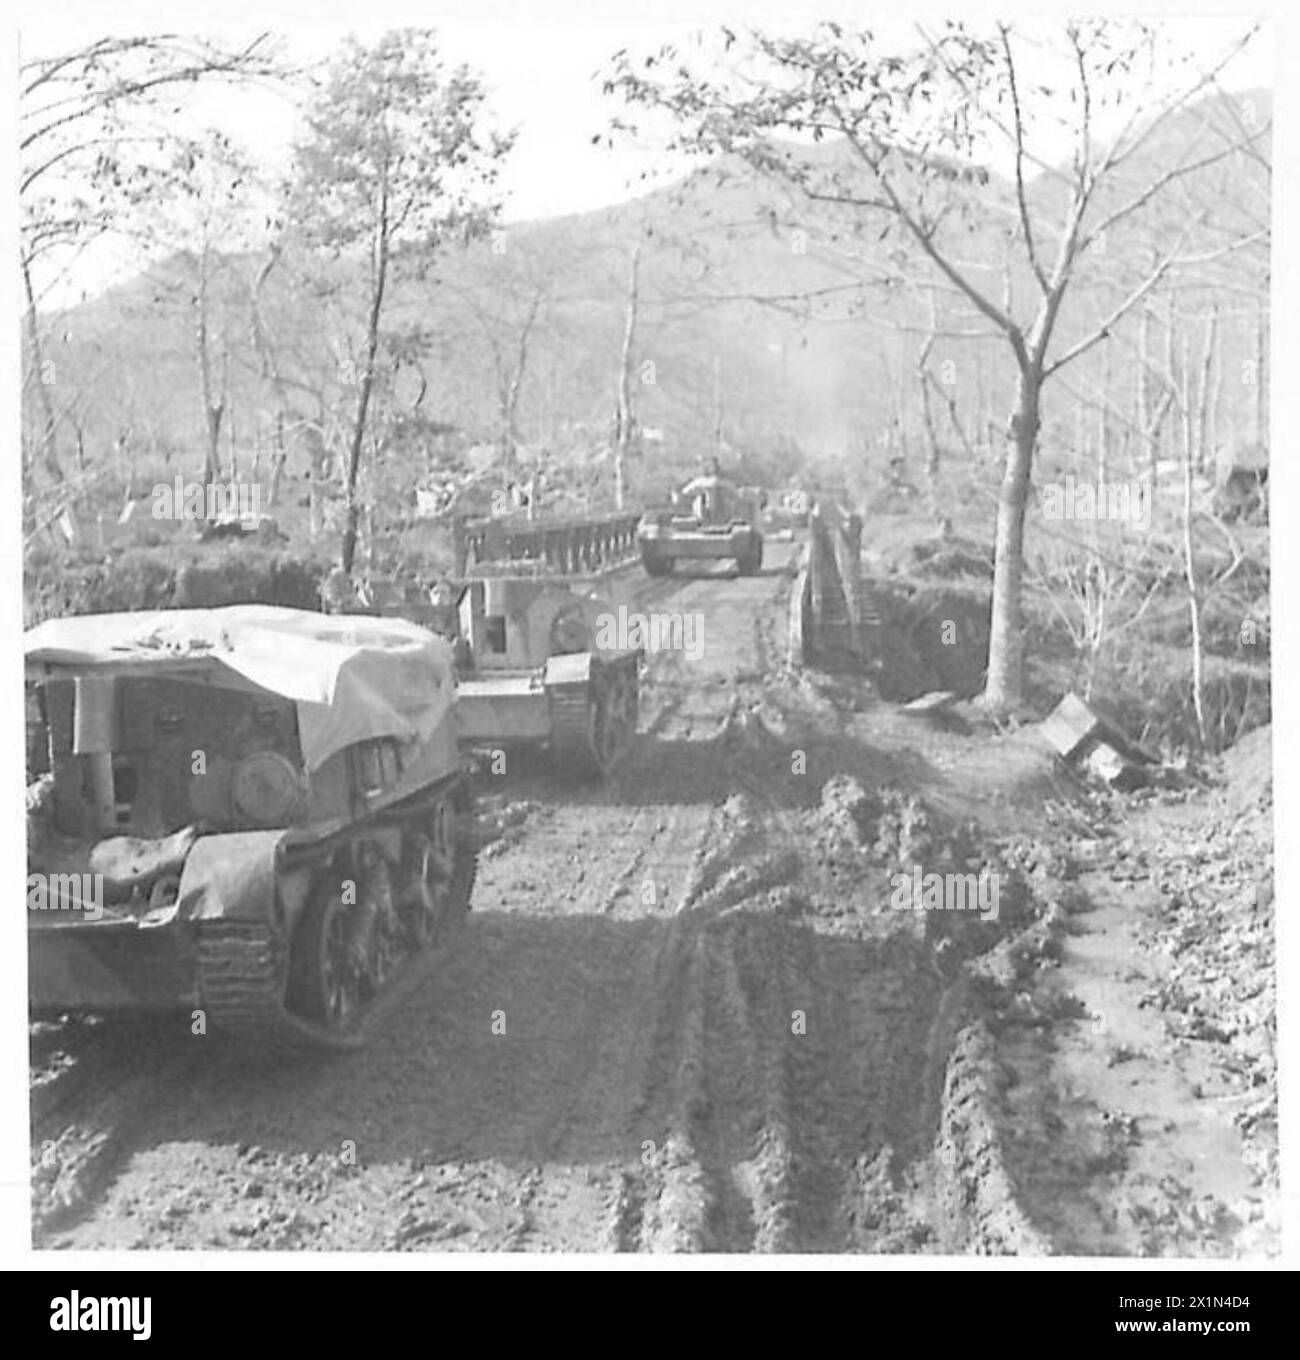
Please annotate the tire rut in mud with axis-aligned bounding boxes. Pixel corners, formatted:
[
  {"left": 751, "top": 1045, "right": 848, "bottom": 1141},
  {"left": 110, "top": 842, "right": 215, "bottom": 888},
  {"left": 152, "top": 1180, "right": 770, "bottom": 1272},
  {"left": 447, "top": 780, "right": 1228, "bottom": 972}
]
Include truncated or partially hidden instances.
[{"left": 29, "top": 545, "right": 1048, "bottom": 1254}]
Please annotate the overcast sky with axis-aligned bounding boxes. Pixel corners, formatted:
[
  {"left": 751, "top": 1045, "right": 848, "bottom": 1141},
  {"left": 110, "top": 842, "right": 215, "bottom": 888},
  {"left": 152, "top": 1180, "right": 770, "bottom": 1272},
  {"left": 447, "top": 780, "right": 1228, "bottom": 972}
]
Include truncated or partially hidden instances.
[{"left": 18, "top": 0, "right": 1276, "bottom": 304}]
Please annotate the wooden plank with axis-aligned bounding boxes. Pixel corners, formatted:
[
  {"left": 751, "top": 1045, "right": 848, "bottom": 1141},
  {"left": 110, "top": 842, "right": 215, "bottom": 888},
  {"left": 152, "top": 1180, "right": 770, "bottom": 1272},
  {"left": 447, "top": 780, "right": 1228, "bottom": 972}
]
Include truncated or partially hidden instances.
[
  {"left": 901, "top": 690, "right": 957, "bottom": 715},
  {"left": 1040, "top": 691, "right": 1104, "bottom": 759}
]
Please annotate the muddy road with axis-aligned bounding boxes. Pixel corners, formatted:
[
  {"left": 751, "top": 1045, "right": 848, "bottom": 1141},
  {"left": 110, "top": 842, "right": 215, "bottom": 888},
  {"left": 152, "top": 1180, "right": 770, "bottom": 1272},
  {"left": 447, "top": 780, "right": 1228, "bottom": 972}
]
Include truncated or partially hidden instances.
[{"left": 29, "top": 545, "right": 1269, "bottom": 1254}]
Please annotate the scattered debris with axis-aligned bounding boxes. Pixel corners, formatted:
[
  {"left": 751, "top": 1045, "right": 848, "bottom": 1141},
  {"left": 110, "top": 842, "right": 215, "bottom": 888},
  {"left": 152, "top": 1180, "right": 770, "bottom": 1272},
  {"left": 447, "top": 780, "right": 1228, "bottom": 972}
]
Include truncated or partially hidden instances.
[{"left": 1041, "top": 691, "right": 1156, "bottom": 788}]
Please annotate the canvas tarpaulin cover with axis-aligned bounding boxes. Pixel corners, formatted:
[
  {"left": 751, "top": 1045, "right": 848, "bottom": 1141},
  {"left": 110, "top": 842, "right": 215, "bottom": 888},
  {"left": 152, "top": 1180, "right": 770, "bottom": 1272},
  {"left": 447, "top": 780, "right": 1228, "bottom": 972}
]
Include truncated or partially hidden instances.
[{"left": 24, "top": 605, "right": 455, "bottom": 772}]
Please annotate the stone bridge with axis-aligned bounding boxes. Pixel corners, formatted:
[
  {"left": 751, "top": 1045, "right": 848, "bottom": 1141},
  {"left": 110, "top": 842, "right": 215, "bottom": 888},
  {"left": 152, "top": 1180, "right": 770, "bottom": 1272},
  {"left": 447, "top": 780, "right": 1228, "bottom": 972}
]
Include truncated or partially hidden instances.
[{"left": 453, "top": 511, "right": 641, "bottom": 576}]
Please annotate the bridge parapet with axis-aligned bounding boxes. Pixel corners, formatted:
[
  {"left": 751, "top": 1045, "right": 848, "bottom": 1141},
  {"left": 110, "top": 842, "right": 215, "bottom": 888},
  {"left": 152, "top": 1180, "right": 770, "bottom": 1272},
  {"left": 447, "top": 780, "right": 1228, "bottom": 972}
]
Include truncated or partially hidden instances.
[
  {"left": 795, "top": 502, "right": 879, "bottom": 667},
  {"left": 453, "top": 512, "right": 641, "bottom": 577}
]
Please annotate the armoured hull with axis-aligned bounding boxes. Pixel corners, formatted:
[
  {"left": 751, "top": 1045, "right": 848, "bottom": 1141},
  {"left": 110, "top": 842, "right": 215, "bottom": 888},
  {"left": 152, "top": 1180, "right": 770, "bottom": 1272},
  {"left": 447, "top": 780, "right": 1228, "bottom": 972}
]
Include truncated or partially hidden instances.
[
  {"left": 383, "top": 577, "right": 642, "bottom": 779},
  {"left": 26, "top": 607, "right": 477, "bottom": 1049},
  {"left": 637, "top": 477, "right": 765, "bottom": 576}
]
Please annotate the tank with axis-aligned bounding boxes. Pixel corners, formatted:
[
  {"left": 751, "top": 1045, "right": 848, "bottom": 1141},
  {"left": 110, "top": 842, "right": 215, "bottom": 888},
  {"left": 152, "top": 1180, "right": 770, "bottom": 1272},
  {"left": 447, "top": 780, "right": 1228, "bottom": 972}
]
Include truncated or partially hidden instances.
[
  {"left": 25, "top": 606, "right": 476, "bottom": 1050},
  {"left": 636, "top": 472, "right": 764, "bottom": 576},
  {"left": 389, "top": 575, "right": 640, "bottom": 779}
]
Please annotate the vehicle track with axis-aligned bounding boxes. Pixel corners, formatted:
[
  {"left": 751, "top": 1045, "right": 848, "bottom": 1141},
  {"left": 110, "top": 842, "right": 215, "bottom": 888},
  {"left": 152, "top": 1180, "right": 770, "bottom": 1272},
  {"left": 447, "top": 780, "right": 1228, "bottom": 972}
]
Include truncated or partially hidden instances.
[{"left": 30, "top": 545, "right": 986, "bottom": 1252}]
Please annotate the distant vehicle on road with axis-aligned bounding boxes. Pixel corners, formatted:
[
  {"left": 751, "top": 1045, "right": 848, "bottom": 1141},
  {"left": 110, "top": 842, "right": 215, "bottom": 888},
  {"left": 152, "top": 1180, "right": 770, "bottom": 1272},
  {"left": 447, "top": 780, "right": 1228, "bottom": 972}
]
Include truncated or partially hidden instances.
[
  {"left": 637, "top": 465, "right": 764, "bottom": 576},
  {"left": 386, "top": 576, "right": 640, "bottom": 780}
]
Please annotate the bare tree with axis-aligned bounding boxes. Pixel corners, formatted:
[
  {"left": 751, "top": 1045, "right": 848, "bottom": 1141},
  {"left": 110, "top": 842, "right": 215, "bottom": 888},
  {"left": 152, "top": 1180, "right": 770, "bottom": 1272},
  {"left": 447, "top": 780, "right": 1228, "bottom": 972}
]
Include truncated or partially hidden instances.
[
  {"left": 288, "top": 30, "right": 510, "bottom": 574},
  {"left": 440, "top": 263, "right": 549, "bottom": 498},
  {"left": 20, "top": 34, "right": 280, "bottom": 492},
  {"left": 141, "top": 132, "right": 263, "bottom": 488},
  {"left": 607, "top": 19, "right": 1268, "bottom": 711}
]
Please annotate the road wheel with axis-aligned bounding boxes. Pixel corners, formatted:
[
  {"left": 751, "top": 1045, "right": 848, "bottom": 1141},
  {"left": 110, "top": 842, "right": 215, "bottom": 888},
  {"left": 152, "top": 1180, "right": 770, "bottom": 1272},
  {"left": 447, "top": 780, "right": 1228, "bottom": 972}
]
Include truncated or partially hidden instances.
[
  {"left": 406, "top": 784, "right": 475, "bottom": 948},
  {"left": 405, "top": 833, "right": 440, "bottom": 949},
  {"left": 289, "top": 881, "right": 368, "bottom": 1035},
  {"left": 358, "top": 858, "right": 400, "bottom": 999}
]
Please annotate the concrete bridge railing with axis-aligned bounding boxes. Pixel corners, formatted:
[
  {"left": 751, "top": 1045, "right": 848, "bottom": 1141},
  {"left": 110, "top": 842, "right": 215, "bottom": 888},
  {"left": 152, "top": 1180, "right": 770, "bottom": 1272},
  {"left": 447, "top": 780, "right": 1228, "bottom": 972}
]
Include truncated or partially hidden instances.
[
  {"left": 453, "top": 511, "right": 641, "bottom": 577},
  {"left": 793, "top": 502, "right": 877, "bottom": 666}
]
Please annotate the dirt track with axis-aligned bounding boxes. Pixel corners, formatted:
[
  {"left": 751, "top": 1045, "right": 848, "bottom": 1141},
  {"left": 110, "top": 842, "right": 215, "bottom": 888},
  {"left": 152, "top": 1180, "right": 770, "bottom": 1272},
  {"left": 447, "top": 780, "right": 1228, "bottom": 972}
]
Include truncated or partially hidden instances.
[{"left": 29, "top": 544, "right": 1271, "bottom": 1254}]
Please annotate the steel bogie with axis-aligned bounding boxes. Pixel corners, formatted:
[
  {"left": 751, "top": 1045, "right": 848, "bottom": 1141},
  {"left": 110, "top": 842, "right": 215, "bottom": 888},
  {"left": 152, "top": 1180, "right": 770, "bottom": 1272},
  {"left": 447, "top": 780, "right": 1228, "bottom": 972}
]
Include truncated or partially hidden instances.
[{"left": 25, "top": 606, "right": 475, "bottom": 1049}]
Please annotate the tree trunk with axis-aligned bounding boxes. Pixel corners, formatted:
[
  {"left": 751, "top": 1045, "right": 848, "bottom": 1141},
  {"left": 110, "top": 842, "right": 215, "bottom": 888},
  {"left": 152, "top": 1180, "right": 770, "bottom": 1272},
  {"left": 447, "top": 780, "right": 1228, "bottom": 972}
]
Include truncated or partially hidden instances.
[
  {"left": 268, "top": 412, "right": 286, "bottom": 509},
  {"left": 72, "top": 422, "right": 88, "bottom": 516},
  {"left": 22, "top": 254, "right": 62, "bottom": 485},
  {"left": 1253, "top": 301, "right": 1268, "bottom": 453},
  {"left": 306, "top": 426, "right": 326, "bottom": 540},
  {"left": 250, "top": 246, "right": 291, "bottom": 509},
  {"left": 1138, "top": 304, "right": 1153, "bottom": 484},
  {"left": 1181, "top": 336, "right": 1206, "bottom": 749},
  {"left": 921, "top": 379, "right": 941, "bottom": 489},
  {"left": 341, "top": 194, "right": 390, "bottom": 576},
  {"left": 919, "top": 295, "right": 942, "bottom": 490},
  {"left": 226, "top": 347, "right": 238, "bottom": 483},
  {"left": 613, "top": 241, "right": 641, "bottom": 510},
  {"left": 1161, "top": 292, "right": 1177, "bottom": 481},
  {"left": 1195, "top": 307, "right": 1217, "bottom": 477},
  {"left": 195, "top": 252, "right": 223, "bottom": 486},
  {"left": 1097, "top": 347, "right": 1109, "bottom": 491},
  {"left": 981, "top": 365, "right": 1040, "bottom": 713},
  {"left": 503, "top": 289, "right": 542, "bottom": 514},
  {"left": 119, "top": 431, "right": 136, "bottom": 504}
]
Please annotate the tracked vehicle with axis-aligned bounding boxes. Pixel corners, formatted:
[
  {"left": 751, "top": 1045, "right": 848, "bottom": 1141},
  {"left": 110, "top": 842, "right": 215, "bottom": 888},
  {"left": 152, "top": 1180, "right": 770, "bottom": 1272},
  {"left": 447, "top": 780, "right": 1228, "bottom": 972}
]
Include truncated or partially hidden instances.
[
  {"left": 25, "top": 606, "right": 476, "bottom": 1049},
  {"left": 636, "top": 471, "right": 764, "bottom": 576},
  {"left": 389, "top": 575, "right": 640, "bottom": 779}
]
